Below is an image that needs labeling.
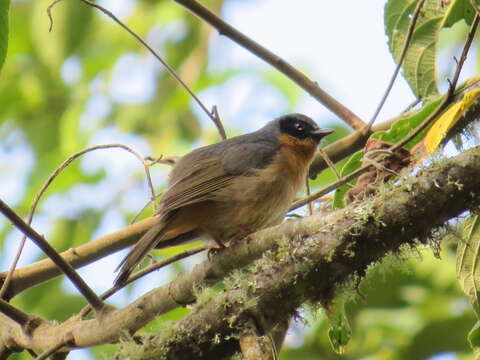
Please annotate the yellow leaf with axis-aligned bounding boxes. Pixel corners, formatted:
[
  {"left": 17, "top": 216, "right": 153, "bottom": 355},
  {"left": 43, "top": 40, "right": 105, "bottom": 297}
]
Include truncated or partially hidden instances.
[{"left": 424, "top": 88, "right": 480, "bottom": 153}]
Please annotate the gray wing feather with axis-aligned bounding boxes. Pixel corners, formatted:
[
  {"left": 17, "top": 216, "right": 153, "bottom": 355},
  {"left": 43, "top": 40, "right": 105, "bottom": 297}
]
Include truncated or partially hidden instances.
[
  {"left": 159, "top": 136, "right": 278, "bottom": 214},
  {"left": 221, "top": 140, "right": 278, "bottom": 175}
]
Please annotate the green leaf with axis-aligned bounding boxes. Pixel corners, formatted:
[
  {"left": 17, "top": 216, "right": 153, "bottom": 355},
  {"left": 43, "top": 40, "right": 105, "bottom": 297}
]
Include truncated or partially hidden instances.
[
  {"left": 468, "top": 320, "right": 480, "bottom": 354},
  {"left": 444, "top": 0, "right": 476, "bottom": 27},
  {"left": 372, "top": 95, "right": 443, "bottom": 148},
  {"left": 457, "top": 214, "right": 480, "bottom": 354},
  {"left": 333, "top": 151, "right": 363, "bottom": 209},
  {"left": 0, "top": 0, "right": 10, "bottom": 73},
  {"left": 327, "top": 300, "right": 352, "bottom": 354},
  {"left": 457, "top": 214, "right": 480, "bottom": 313},
  {"left": 384, "top": 0, "right": 474, "bottom": 99}
]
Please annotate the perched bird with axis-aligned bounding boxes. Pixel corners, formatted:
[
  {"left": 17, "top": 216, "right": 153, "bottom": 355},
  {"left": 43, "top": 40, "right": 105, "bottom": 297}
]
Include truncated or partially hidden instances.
[{"left": 115, "top": 113, "right": 334, "bottom": 285}]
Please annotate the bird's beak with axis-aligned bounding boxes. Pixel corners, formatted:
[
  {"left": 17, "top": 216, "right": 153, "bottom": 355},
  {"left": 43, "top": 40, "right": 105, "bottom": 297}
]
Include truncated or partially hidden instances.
[{"left": 310, "top": 128, "right": 335, "bottom": 141}]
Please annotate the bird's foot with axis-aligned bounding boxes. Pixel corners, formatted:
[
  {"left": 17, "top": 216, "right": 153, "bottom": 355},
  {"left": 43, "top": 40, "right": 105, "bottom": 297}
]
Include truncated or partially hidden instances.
[
  {"left": 208, "top": 240, "right": 226, "bottom": 261},
  {"left": 230, "top": 227, "right": 253, "bottom": 244}
]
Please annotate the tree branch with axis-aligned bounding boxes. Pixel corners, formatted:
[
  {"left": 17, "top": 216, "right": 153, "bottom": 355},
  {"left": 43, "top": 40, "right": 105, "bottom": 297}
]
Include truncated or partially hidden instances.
[
  {"left": 1, "top": 145, "right": 480, "bottom": 356},
  {"left": 0, "top": 217, "right": 156, "bottom": 300},
  {"left": 134, "top": 145, "right": 480, "bottom": 359},
  {"left": 0, "top": 199, "right": 106, "bottom": 312},
  {"left": 173, "top": 0, "right": 366, "bottom": 130},
  {"left": 0, "top": 299, "right": 31, "bottom": 326}
]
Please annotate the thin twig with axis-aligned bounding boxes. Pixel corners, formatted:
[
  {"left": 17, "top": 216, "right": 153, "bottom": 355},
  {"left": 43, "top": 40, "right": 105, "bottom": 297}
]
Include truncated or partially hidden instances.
[
  {"left": 305, "top": 179, "right": 313, "bottom": 216},
  {"left": 292, "top": 14, "right": 480, "bottom": 211},
  {"left": 173, "top": 0, "right": 366, "bottom": 130},
  {"left": 144, "top": 155, "right": 178, "bottom": 167},
  {"left": 211, "top": 105, "right": 227, "bottom": 140},
  {"left": 317, "top": 148, "right": 341, "bottom": 180},
  {"left": 47, "top": 0, "right": 227, "bottom": 139},
  {"left": 130, "top": 199, "right": 156, "bottom": 225},
  {"left": 79, "top": 245, "right": 208, "bottom": 317},
  {"left": 118, "top": 245, "right": 207, "bottom": 288},
  {"left": 34, "top": 335, "right": 73, "bottom": 360},
  {"left": 0, "top": 298, "right": 31, "bottom": 326},
  {"left": 367, "top": 0, "right": 427, "bottom": 130},
  {"left": 401, "top": 98, "right": 422, "bottom": 114},
  {"left": 27, "top": 350, "right": 38, "bottom": 358},
  {"left": 0, "top": 199, "right": 106, "bottom": 312},
  {"left": 291, "top": 168, "right": 362, "bottom": 211},
  {"left": 46, "top": 0, "right": 64, "bottom": 31},
  {"left": 0, "top": 144, "right": 156, "bottom": 300},
  {"left": 447, "top": 13, "right": 480, "bottom": 100}
]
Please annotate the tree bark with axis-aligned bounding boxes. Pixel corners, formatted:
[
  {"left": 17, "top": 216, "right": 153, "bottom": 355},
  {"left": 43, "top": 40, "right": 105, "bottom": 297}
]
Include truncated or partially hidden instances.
[
  {"left": 128, "top": 145, "right": 480, "bottom": 359},
  {"left": 2, "top": 146, "right": 480, "bottom": 358}
]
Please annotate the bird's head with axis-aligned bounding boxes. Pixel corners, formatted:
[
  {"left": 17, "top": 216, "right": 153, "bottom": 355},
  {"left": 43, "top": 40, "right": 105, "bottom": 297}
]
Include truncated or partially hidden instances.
[{"left": 276, "top": 113, "right": 334, "bottom": 143}]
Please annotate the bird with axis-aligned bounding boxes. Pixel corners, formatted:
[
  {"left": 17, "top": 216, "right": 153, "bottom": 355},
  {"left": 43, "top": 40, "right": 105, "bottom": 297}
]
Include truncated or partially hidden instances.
[{"left": 114, "top": 113, "right": 334, "bottom": 285}]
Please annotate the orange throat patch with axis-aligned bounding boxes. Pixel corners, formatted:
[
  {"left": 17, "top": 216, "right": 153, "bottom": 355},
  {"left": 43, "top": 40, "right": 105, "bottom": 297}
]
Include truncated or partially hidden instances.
[{"left": 277, "top": 134, "right": 318, "bottom": 166}]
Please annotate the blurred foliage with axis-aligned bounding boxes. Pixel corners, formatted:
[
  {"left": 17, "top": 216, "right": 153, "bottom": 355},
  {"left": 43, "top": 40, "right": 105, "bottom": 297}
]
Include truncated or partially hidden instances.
[
  {"left": 281, "top": 246, "right": 477, "bottom": 360},
  {"left": 0, "top": 0, "right": 479, "bottom": 359},
  {"left": 0, "top": 0, "right": 9, "bottom": 72},
  {"left": 457, "top": 214, "right": 480, "bottom": 357}
]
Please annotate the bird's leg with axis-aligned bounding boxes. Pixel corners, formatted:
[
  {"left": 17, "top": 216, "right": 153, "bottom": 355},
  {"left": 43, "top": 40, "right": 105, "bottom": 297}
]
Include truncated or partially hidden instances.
[
  {"left": 231, "top": 226, "right": 253, "bottom": 243},
  {"left": 207, "top": 228, "right": 253, "bottom": 261},
  {"left": 208, "top": 238, "right": 226, "bottom": 261},
  {"left": 213, "top": 238, "right": 227, "bottom": 249}
]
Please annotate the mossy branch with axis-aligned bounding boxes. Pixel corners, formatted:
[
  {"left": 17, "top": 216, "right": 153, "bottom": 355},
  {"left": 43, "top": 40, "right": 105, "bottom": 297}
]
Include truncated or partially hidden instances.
[
  {"left": 2, "top": 145, "right": 479, "bottom": 357},
  {"left": 123, "top": 146, "right": 480, "bottom": 359}
]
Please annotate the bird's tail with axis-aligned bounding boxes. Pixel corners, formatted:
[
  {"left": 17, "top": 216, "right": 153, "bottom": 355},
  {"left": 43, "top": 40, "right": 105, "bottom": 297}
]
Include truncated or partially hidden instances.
[{"left": 114, "top": 221, "right": 167, "bottom": 286}]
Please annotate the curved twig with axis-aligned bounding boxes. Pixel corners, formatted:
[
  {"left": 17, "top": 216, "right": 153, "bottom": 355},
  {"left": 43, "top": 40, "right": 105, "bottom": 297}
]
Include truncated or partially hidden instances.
[
  {"left": 34, "top": 335, "right": 72, "bottom": 360},
  {"left": 0, "top": 144, "right": 156, "bottom": 300}
]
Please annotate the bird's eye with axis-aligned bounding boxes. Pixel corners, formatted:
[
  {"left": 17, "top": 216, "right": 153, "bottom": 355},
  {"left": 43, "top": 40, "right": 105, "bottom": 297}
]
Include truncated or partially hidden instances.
[{"left": 294, "top": 122, "right": 304, "bottom": 132}]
